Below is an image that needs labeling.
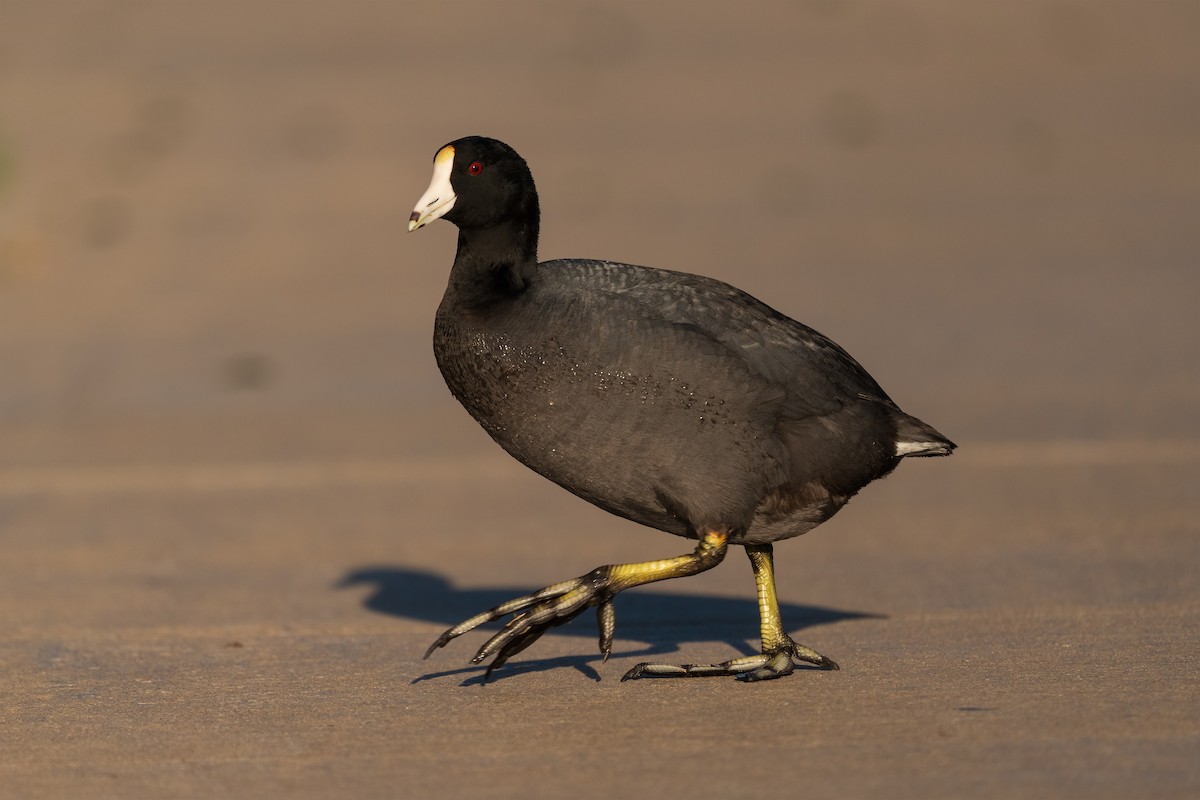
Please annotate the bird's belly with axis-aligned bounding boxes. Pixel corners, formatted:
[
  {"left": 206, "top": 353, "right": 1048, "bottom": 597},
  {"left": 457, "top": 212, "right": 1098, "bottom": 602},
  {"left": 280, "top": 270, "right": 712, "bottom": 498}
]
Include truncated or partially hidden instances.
[{"left": 433, "top": 322, "right": 775, "bottom": 537}]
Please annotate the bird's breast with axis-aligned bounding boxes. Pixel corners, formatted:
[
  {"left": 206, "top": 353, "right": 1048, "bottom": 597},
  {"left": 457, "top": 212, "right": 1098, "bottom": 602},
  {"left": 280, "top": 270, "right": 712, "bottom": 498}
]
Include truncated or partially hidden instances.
[{"left": 434, "top": 313, "right": 669, "bottom": 444}]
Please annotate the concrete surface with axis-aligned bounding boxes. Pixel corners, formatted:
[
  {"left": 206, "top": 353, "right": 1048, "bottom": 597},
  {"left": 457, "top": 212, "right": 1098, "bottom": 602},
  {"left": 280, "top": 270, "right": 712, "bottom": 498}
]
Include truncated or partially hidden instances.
[{"left": 0, "top": 2, "right": 1197, "bottom": 798}]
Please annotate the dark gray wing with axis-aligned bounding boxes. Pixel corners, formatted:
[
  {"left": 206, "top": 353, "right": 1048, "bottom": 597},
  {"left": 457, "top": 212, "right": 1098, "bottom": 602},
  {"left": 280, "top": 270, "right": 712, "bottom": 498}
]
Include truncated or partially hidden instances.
[{"left": 610, "top": 265, "right": 895, "bottom": 419}]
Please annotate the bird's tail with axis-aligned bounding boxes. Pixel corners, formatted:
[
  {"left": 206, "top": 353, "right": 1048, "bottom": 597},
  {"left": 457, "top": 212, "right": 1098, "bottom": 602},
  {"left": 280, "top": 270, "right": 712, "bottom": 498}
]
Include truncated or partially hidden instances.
[{"left": 893, "top": 412, "right": 956, "bottom": 458}]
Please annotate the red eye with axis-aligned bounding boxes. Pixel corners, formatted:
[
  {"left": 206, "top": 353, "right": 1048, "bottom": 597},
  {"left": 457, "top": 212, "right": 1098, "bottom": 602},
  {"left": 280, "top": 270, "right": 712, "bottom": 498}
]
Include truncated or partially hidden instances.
[{"left": 467, "top": 161, "right": 483, "bottom": 176}]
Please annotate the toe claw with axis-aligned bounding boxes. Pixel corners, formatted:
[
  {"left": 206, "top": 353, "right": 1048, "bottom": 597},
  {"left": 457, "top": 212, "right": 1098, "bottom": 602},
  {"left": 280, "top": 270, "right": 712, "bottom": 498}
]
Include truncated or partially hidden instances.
[
  {"left": 621, "top": 663, "right": 651, "bottom": 681},
  {"left": 423, "top": 633, "right": 451, "bottom": 660}
]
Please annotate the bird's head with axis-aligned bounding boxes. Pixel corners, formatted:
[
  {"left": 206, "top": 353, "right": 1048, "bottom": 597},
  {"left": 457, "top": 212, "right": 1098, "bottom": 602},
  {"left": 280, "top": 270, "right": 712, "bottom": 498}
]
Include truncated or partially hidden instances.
[{"left": 408, "top": 136, "right": 537, "bottom": 233}]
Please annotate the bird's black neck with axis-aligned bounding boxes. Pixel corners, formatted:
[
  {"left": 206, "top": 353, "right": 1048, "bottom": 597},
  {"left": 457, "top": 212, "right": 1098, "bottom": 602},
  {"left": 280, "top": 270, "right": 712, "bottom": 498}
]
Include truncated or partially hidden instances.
[{"left": 445, "top": 215, "right": 539, "bottom": 308}]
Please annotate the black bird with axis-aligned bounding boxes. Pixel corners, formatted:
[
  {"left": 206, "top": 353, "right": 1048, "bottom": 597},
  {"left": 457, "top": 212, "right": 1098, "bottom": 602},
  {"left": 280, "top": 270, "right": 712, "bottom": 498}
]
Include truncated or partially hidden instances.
[{"left": 409, "top": 136, "right": 954, "bottom": 681}]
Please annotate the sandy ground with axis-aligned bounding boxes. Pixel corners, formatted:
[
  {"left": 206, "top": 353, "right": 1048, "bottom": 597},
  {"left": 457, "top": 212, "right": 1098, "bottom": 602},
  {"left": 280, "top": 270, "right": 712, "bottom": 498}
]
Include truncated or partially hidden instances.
[{"left": 0, "top": 1, "right": 1197, "bottom": 798}]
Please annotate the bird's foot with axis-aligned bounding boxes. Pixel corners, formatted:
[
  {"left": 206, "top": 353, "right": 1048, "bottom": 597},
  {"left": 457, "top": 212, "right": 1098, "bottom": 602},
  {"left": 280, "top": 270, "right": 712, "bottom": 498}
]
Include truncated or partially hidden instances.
[
  {"left": 425, "top": 532, "right": 728, "bottom": 681},
  {"left": 424, "top": 567, "right": 618, "bottom": 681},
  {"left": 621, "top": 637, "right": 839, "bottom": 682}
]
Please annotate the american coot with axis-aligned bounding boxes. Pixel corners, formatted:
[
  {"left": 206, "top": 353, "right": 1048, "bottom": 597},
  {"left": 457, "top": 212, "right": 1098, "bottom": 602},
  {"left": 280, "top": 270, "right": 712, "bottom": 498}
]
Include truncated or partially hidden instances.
[{"left": 409, "top": 136, "right": 954, "bottom": 682}]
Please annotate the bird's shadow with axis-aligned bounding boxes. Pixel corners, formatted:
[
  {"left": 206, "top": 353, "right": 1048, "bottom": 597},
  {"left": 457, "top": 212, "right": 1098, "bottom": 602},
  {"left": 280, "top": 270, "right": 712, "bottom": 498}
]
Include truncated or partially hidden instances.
[{"left": 339, "top": 566, "right": 882, "bottom": 685}]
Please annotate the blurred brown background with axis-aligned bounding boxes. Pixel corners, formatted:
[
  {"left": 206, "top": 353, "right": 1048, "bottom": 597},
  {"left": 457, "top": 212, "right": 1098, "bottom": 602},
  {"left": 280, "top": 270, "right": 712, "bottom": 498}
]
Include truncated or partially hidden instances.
[{"left": 1, "top": 2, "right": 1197, "bottom": 798}]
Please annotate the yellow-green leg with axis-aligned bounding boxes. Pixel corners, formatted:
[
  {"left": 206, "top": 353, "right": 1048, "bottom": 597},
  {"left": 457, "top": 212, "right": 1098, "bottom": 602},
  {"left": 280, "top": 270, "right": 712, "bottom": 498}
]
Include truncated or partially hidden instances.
[
  {"left": 425, "top": 531, "right": 729, "bottom": 680},
  {"left": 745, "top": 543, "right": 839, "bottom": 677},
  {"left": 621, "top": 542, "right": 839, "bottom": 681}
]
